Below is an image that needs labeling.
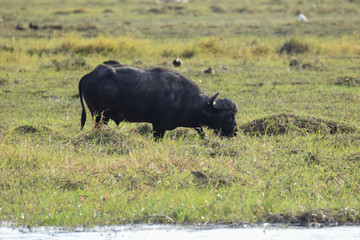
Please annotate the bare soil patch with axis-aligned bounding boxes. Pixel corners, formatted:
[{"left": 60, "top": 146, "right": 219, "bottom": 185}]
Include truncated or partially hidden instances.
[{"left": 240, "top": 114, "right": 356, "bottom": 136}]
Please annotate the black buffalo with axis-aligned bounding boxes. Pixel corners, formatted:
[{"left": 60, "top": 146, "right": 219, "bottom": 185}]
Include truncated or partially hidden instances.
[{"left": 79, "top": 61, "right": 238, "bottom": 139}]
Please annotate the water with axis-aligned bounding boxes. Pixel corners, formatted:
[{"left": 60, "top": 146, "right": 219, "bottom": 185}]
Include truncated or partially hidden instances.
[{"left": 1, "top": 224, "right": 360, "bottom": 240}]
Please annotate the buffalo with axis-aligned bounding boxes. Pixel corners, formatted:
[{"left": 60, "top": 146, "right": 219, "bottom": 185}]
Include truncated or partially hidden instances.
[{"left": 79, "top": 61, "right": 238, "bottom": 139}]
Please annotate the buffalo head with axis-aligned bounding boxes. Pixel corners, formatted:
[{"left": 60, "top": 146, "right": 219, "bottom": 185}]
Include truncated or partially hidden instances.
[{"left": 202, "top": 92, "right": 238, "bottom": 137}]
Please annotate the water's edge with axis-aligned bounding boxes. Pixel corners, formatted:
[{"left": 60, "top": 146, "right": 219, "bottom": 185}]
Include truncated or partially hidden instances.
[{"left": 1, "top": 224, "right": 360, "bottom": 240}]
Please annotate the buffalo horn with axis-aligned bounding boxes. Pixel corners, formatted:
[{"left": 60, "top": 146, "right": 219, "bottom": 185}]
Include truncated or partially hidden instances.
[{"left": 209, "top": 92, "right": 220, "bottom": 106}]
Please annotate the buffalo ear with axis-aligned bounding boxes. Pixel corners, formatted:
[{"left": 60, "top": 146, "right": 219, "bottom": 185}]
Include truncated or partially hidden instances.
[{"left": 209, "top": 92, "right": 220, "bottom": 106}]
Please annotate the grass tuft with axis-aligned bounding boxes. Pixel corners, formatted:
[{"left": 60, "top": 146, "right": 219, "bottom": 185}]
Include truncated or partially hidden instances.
[{"left": 279, "top": 36, "right": 309, "bottom": 55}]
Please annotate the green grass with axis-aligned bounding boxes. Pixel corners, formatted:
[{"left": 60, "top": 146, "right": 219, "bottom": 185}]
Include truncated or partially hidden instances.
[
  {"left": 1, "top": 0, "right": 359, "bottom": 38},
  {"left": 1, "top": 0, "right": 360, "bottom": 228}
]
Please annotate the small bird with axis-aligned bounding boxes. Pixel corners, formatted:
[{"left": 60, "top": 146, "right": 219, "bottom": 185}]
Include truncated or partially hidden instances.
[
  {"left": 29, "top": 23, "right": 39, "bottom": 30},
  {"left": 190, "top": 171, "right": 207, "bottom": 180},
  {"left": 172, "top": 56, "right": 182, "bottom": 67},
  {"left": 296, "top": 11, "right": 307, "bottom": 22},
  {"left": 203, "top": 67, "right": 215, "bottom": 74}
]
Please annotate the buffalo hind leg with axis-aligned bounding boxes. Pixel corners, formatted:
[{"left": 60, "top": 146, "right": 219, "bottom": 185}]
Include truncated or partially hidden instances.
[{"left": 195, "top": 127, "right": 206, "bottom": 139}]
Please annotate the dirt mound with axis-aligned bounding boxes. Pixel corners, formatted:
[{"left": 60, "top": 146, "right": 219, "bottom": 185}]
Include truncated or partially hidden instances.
[
  {"left": 15, "top": 125, "right": 42, "bottom": 134},
  {"left": 335, "top": 76, "right": 360, "bottom": 87},
  {"left": 264, "top": 209, "right": 356, "bottom": 225},
  {"left": 240, "top": 114, "right": 356, "bottom": 136},
  {"left": 13, "top": 125, "right": 63, "bottom": 139}
]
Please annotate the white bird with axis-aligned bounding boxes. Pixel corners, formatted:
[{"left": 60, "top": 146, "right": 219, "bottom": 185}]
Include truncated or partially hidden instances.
[{"left": 296, "top": 11, "right": 307, "bottom": 22}]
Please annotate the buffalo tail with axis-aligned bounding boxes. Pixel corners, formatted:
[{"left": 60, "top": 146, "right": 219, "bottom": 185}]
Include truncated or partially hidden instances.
[{"left": 78, "top": 75, "right": 87, "bottom": 130}]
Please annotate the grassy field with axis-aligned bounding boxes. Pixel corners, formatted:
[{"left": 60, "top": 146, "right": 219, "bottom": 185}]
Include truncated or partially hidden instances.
[{"left": 1, "top": 0, "right": 360, "bottom": 227}]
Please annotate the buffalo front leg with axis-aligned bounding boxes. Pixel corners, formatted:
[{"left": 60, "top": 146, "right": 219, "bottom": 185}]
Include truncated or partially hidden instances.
[
  {"left": 153, "top": 130, "right": 165, "bottom": 140},
  {"left": 195, "top": 127, "right": 206, "bottom": 139},
  {"left": 152, "top": 124, "right": 166, "bottom": 140}
]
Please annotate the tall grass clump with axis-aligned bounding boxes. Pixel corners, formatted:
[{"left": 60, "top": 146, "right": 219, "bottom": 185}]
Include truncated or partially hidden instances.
[
  {"left": 315, "top": 34, "right": 360, "bottom": 56},
  {"left": 233, "top": 38, "right": 275, "bottom": 59},
  {"left": 1, "top": 35, "right": 360, "bottom": 69},
  {"left": 57, "top": 35, "right": 155, "bottom": 58},
  {"left": 197, "top": 36, "right": 227, "bottom": 56},
  {"left": 278, "top": 35, "right": 360, "bottom": 57},
  {"left": 279, "top": 35, "right": 309, "bottom": 55}
]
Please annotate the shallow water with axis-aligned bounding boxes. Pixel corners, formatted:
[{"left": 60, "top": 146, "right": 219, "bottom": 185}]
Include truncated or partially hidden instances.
[{"left": 1, "top": 225, "right": 360, "bottom": 240}]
